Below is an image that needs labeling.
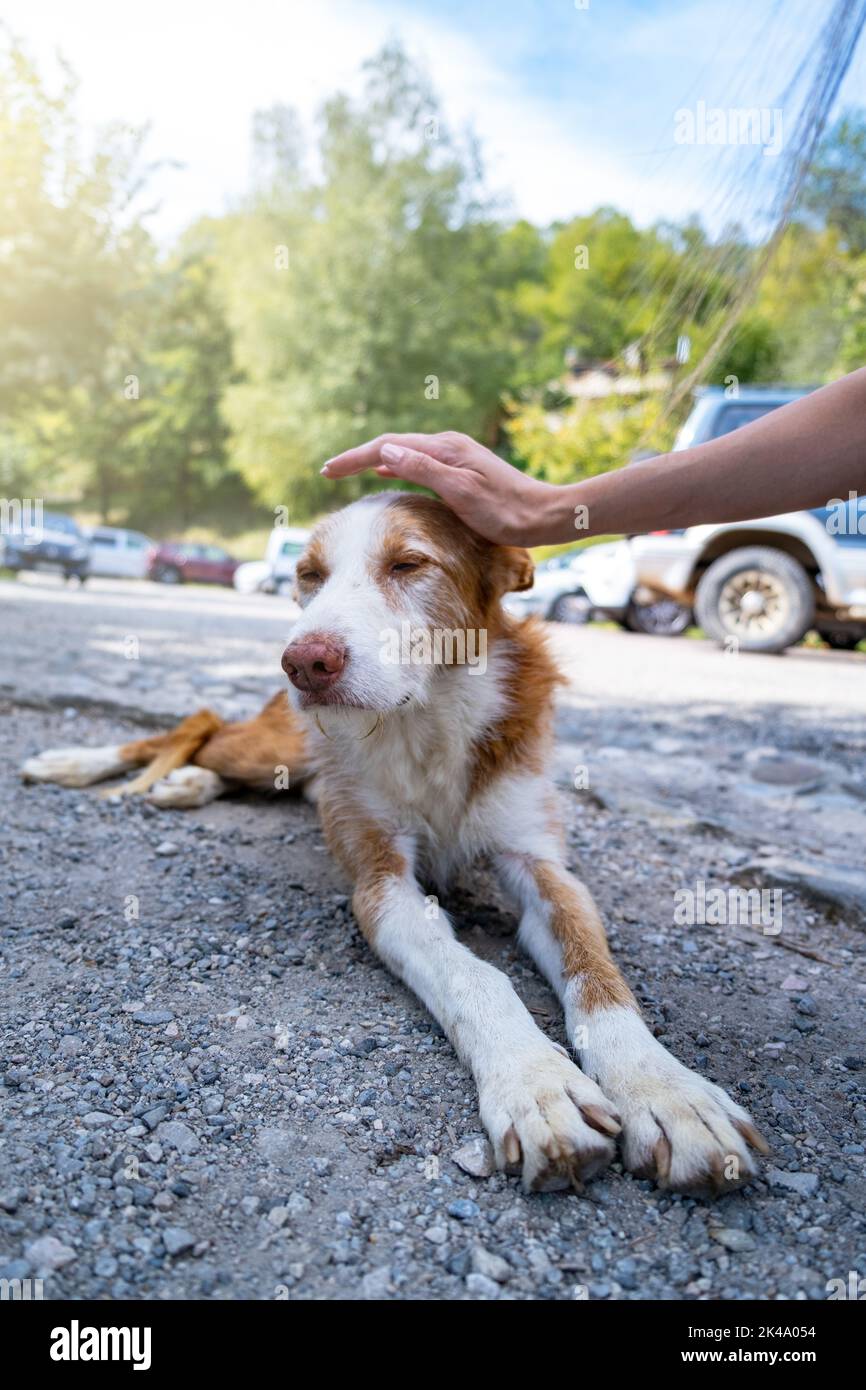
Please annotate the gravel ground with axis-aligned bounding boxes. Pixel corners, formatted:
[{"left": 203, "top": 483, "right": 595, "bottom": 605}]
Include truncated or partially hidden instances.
[{"left": 1, "top": 578, "right": 864, "bottom": 1302}]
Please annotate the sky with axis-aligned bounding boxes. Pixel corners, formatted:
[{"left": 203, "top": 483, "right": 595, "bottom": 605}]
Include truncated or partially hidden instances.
[{"left": 3, "top": 0, "right": 865, "bottom": 241}]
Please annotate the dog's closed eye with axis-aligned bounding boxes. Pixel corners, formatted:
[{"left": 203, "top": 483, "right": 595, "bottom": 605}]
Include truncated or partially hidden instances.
[{"left": 388, "top": 554, "right": 430, "bottom": 576}]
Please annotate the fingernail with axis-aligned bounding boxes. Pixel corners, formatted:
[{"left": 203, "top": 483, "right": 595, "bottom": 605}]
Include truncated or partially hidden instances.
[
  {"left": 320, "top": 463, "right": 331, "bottom": 475},
  {"left": 380, "top": 443, "right": 404, "bottom": 463}
]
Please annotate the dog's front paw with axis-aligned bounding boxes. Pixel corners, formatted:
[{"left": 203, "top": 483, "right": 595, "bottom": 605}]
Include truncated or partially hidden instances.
[
  {"left": 581, "top": 1010, "right": 768, "bottom": 1195},
  {"left": 616, "top": 1064, "right": 768, "bottom": 1194},
  {"left": 479, "top": 1045, "right": 621, "bottom": 1192}
]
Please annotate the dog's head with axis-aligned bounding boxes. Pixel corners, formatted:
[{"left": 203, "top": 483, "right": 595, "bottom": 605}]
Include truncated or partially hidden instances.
[{"left": 281, "top": 493, "right": 533, "bottom": 719}]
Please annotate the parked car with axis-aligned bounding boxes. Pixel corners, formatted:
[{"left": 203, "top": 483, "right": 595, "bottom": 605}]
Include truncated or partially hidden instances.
[
  {"left": 504, "top": 541, "right": 692, "bottom": 635},
  {"left": 630, "top": 386, "right": 866, "bottom": 653},
  {"left": 1, "top": 511, "right": 90, "bottom": 582},
  {"left": 86, "top": 526, "right": 155, "bottom": 579},
  {"left": 146, "top": 541, "right": 238, "bottom": 586},
  {"left": 233, "top": 526, "right": 311, "bottom": 595}
]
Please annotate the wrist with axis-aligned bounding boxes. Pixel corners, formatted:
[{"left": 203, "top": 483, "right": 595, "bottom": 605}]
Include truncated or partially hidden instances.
[
  {"left": 525, "top": 480, "right": 600, "bottom": 546},
  {"left": 504, "top": 479, "right": 561, "bottom": 546}
]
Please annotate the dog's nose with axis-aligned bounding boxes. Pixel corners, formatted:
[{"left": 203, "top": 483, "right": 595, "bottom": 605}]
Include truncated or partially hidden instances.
[{"left": 281, "top": 636, "right": 347, "bottom": 692}]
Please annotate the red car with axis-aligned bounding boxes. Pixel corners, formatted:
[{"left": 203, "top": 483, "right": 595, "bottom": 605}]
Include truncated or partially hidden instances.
[{"left": 146, "top": 541, "right": 239, "bottom": 586}]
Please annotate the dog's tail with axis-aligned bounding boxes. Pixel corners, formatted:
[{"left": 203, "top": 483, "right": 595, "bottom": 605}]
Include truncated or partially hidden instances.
[{"left": 103, "top": 709, "right": 225, "bottom": 798}]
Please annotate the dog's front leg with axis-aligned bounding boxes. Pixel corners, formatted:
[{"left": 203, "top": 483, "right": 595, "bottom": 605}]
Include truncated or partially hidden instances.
[
  {"left": 350, "top": 840, "right": 621, "bottom": 1191},
  {"left": 497, "top": 850, "right": 768, "bottom": 1194}
]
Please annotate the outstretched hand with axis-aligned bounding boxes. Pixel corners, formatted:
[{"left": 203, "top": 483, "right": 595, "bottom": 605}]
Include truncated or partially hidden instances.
[{"left": 320, "top": 432, "right": 555, "bottom": 547}]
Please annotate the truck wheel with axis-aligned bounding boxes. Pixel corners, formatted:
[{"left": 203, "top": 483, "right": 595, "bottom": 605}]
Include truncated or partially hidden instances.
[
  {"left": 153, "top": 564, "right": 182, "bottom": 584},
  {"left": 818, "top": 627, "right": 866, "bottom": 651},
  {"left": 549, "top": 592, "right": 591, "bottom": 624},
  {"left": 624, "top": 598, "right": 692, "bottom": 636},
  {"left": 695, "top": 546, "right": 814, "bottom": 654}
]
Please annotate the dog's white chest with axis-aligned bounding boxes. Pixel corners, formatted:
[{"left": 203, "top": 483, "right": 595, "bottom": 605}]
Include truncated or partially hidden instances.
[{"left": 337, "top": 666, "right": 509, "bottom": 864}]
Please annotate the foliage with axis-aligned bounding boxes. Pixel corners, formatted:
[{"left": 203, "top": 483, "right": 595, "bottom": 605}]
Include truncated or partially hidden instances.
[
  {"left": 1, "top": 34, "right": 865, "bottom": 534},
  {"left": 505, "top": 395, "right": 676, "bottom": 485},
  {"left": 212, "top": 43, "right": 541, "bottom": 516},
  {"left": 801, "top": 109, "right": 866, "bottom": 255}
]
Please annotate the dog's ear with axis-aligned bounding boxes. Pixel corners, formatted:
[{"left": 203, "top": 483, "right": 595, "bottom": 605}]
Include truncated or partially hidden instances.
[{"left": 490, "top": 545, "right": 534, "bottom": 596}]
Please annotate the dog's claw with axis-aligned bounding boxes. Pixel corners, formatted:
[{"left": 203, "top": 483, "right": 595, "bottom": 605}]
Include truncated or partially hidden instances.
[
  {"left": 503, "top": 1125, "right": 522, "bottom": 1167},
  {"left": 578, "top": 1101, "right": 622, "bottom": 1138},
  {"left": 735, "top": 1117, "right": 770, "bottom": 1155}
]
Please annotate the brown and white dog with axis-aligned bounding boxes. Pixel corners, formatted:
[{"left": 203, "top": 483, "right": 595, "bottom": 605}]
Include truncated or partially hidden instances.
[{"left": 22, "top": 493, "right": 767, "bottom": 1193}]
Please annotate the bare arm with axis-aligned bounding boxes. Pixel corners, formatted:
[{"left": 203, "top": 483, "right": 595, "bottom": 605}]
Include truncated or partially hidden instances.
[{"left": 320, "top": 367, "right": 866, "bottom": 546}]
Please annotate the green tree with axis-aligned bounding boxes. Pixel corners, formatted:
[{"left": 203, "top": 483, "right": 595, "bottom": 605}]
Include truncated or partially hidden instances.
[
  {"left": 121, "top": 233, "right": 240, "bottom": 530},
  {"left": 215, "top": 42, "right": 540, "bottom": 516},
  {"left": 0, "top": 32, "right": 155, "bottom": 508},
  {"left": 802, "top": 109, "right": 866, "bottom": 255}
]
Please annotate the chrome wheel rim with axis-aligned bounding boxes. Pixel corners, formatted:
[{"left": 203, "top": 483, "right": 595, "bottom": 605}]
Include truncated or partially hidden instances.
[{"left": 718, "top": 569, "right": 788, "bottom": 637}]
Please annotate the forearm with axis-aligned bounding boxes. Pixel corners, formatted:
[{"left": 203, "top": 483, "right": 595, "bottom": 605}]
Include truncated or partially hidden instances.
[{"left": 539, "top": 368, "right": 866, "bottom": 544}]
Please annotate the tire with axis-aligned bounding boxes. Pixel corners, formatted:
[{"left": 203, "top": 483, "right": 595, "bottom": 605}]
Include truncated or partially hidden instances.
[
  {"left": 818, "top": 627, "right": 866, "bottom": 651},
  {"left": 153, "top": 564, "right": 182, "bottom": 584},
  {"left": 625, "top": 598, "right": 692, "bottom": 636},
  {"left": 695, "top": 546, "right": 814, "bottom": 654},
  {"left": 549, "top": 592, "right": 591, "bottom": 624}
]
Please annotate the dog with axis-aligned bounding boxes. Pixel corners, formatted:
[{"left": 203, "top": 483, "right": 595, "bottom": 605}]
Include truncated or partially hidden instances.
[{"left": 22, "top": 492, "right": 767, "bottom": 1193}]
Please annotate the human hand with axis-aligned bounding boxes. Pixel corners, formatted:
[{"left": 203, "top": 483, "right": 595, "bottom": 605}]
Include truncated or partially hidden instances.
[{"left": 320, "top": 431, "right": 557, "bottom": 546}]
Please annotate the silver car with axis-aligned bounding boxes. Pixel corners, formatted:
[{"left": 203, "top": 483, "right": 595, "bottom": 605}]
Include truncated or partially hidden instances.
[{"left": 86, "top": 526, "right": 155, "bottom": 579}]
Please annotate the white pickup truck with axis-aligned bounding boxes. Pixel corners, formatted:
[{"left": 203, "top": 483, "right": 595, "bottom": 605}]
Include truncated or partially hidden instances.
[{"left": 631, "top": 387, "right": 866, "bottom": 653}]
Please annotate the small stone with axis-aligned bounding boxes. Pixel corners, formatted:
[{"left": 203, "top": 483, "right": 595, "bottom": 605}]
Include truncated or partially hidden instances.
[
  {"left": 26, "top": 1235, "right": 76, "bottom": 1272},
  {"left": 162, "top": 1226, "right": 195, "bottom": 1257},
  {"left": 451, "top": 1135, "right": 495, "bottom": 1179},
  {"left": 711, "top": 1227, "right": 757, "bottom": 1253},
  {"left": 81, "top": 1111, "right": 114, "bottom": 1128},
  {"left": 781, "top": 974, "right": 808, "bottom": 992},
  {"left": 155, "top": 841, "right": 179, "bottom": 856},
  {"left": 448, "top": 1199, "right": 480, "bottom": 1221},
  {"left": 613, "top": 1256, "right": 640, "bottom": 1289},
  {"left": 156, "top": 1121, "right": 200, "bottom": 1155},
  {"left": 133, "top": 1010, "right": 175, "bottom": 1027},
  {"left": 466, "top": 1272, "right": 500, "bottom": 1298},
  {"left": 141, "top": 1105, "right": 169, "bottom": 1131},
  {"left": 424, "top": 1225, "right": 449, "bottom": 1245},
  {"left": 471, "top": 1246, "right": 511, "bottom": 1283},
  {"left": 749, "top": 756, "right": 823, "bottom": 788},
  {"left": 767, "top": 1168, "right": 819, "bottom": 1198},
  {"left": 361, "top": 1266, "right": 392, "bottom": 1299},
  {"left": 268, "top": 1206, "right": 289, "bottom": 1228}
]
